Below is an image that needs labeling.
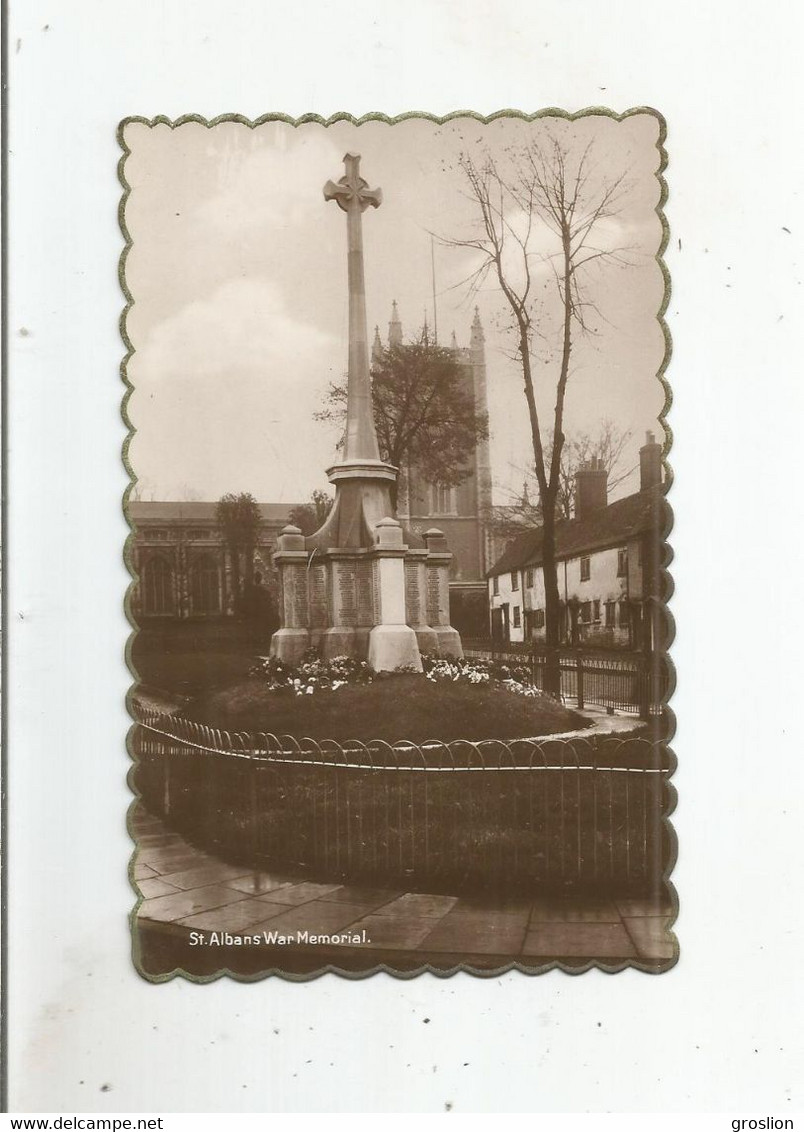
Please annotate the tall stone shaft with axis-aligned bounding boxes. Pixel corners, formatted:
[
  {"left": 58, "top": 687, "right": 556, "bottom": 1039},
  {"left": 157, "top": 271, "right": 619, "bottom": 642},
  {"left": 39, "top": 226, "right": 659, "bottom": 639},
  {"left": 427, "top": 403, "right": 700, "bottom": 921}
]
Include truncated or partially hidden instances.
[{"left": 324, "top": 152, "right": 382, "bottom": 463}]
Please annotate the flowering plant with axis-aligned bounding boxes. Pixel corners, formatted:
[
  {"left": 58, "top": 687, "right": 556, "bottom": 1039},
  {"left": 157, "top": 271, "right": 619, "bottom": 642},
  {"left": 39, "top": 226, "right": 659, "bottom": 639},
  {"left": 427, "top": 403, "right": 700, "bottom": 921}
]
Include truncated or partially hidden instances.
[
  {"left": 249, "top": 649, "right": 374, "bottom": 695},
  {"left": 250, "top": 649, "right": 543, "bottom": 698}
]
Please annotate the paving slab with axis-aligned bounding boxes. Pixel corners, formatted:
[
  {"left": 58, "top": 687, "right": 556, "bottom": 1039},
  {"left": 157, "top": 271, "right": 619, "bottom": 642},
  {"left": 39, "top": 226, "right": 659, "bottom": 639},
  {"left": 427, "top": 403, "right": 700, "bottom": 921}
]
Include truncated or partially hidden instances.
[
  {"left": 132, "top": 862, "right": 158, "bottom": 881},
  {"left": 522, "top": 921, "right": 636, "bottom": 959},
  {"left": 529, "top": 897, "right": 622, "bottom": 923},
  {"left": 420, "top": 911, "right": 529, "bottom": 955},
  {"left": 136, "top": 877, "right": 182, "bottom": 900},
  {"left": 622, "top": 917, "right": 675, "bottom": 959},
  {"left": 250, "top": 900, "right": 378, "bottom": 937},
  {"left": 157, "top": 863, "right": 252, "bottom": 891},
  {"left": 139, "top": 884, "right": 249, "bottom": 924},
  {"left": 319, "top": 886, "right": 400, "bottom": 909},
  {"left": 225, "top": 873, "right": 298, "bottom": 896},
  {"left": 373, "top": 893, "right": 458, "bottom": 919},
  {"left": 257, "top": 881, "right": 344, "bottom": 906},
  {"left": 178, "top": 898, "right": 293, "bottom": 933},
  {"left": 343, "top": 914, "right": 436, "bottom": 951}
]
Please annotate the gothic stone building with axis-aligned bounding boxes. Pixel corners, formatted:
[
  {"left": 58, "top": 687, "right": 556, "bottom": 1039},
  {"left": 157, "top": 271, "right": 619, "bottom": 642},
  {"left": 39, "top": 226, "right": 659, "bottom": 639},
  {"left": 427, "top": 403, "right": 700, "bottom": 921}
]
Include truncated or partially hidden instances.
[
  {"left": 487, "top": 433, "right": 667, "bottom": 652},
  {"left": 128, "top": 501, "right": 300, "bottom": 621},
  {"left": 373, "top": 303, "right": 494, "bottom": 637}
]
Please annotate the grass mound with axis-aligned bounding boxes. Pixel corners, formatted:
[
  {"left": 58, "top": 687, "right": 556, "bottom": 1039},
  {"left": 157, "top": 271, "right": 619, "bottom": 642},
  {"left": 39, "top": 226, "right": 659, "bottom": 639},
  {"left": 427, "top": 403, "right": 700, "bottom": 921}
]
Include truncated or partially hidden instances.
[{"left": 185, "top": 672, "right": 589, "bottom": 744}]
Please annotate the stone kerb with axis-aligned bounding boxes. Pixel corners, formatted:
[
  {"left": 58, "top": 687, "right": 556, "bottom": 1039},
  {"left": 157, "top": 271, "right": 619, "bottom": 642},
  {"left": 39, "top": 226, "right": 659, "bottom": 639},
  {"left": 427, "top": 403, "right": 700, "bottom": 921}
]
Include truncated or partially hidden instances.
[
  {"left": 424, "top": 528, "right": 463, "bottom": 659},
  {"left": 368, "top": 517, "right": 422, "bottom": 672}
]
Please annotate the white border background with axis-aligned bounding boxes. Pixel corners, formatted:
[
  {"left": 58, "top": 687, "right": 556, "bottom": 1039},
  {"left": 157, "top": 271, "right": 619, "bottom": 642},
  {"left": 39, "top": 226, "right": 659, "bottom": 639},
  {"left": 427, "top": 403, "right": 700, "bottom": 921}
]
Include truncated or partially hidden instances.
[{"left": 7, "top": 0, "right": 804, "bottom": 1114}]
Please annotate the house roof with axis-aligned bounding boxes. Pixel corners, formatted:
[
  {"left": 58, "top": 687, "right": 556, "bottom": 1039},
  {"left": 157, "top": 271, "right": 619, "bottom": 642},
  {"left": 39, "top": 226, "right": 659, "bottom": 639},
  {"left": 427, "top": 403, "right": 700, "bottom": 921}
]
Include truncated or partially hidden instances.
[
  {"left": 128, "top": 501, "right": 303, "bottom": 524},
  {"left": 487, "top": 486, "right": 665, "bottom": 577}
]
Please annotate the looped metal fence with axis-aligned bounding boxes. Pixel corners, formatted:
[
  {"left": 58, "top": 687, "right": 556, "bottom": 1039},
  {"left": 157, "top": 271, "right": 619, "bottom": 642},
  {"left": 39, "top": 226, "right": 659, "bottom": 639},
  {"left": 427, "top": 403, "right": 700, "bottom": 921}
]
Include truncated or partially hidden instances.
[
  {"left": 461, "top": 641, "right": 672, "bottom": 716},
  {"left": 132, "top": 708, "right": 674, "bottom": 896}
]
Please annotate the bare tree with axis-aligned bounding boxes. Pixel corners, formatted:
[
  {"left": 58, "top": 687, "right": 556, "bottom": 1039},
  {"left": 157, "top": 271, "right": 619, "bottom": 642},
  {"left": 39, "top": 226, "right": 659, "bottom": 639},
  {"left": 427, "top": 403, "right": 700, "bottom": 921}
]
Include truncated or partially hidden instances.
[
  {"left": 491, "top": 420, "right": 633, "bottom": 542},
  {"left": 444, "top": 135, "right": 631, "bottom": 674}
]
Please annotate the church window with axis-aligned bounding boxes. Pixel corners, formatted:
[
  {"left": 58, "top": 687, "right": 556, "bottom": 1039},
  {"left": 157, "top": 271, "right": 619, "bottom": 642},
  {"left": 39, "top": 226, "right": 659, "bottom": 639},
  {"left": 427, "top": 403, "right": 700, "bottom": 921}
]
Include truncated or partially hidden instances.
[
  {"left": 141, "top": 555, "right": 176, "bottom": 616},
  {"left": 148, "top": 528, "right": 169, "bottom": 541},
  {"left": 431, "top": 483, "right": 455, "bottom": 514},
  {"left": 190, "top": 554, "right": 221, "bottom": 615}
]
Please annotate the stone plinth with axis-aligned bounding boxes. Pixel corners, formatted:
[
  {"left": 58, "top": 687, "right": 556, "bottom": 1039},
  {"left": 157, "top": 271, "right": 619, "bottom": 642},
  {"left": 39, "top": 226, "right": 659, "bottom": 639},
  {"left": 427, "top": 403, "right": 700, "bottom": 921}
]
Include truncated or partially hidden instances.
[
  {"left": 404, "top": 549, "right": 439, "bottom": 656},
  {"left": 270, "top": 525, "right": 311, "bottom": 665},
  {"left": 423, "top": 528, "right": 463, "bottom": 659},
  {"left": 367, "top": 518, "right": 422, "bottom": 672}
]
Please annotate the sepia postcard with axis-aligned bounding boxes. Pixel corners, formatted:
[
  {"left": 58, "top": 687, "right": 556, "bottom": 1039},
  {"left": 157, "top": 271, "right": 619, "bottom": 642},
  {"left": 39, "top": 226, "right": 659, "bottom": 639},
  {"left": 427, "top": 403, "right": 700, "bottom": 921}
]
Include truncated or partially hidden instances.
[{"left": 121, "top": 110, "right": 675, "bottom": 981}]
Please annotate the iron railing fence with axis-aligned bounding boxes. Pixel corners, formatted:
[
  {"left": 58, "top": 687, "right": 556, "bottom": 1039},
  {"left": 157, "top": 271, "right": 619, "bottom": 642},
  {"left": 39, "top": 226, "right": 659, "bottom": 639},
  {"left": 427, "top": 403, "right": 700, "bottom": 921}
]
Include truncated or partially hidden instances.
[
  {"left": 460, "top": 641, "right": 671, "bottom": 716},
  {"left": 132, "top": 712, "right": 674, "bottom": 896}
]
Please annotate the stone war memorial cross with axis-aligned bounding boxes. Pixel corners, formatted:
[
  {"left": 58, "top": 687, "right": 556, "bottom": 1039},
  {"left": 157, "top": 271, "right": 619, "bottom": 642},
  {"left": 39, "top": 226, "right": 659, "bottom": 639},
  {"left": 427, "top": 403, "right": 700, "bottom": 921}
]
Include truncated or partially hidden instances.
[{"left": 269, "top": 153, "right": 463, "bottom": 671}]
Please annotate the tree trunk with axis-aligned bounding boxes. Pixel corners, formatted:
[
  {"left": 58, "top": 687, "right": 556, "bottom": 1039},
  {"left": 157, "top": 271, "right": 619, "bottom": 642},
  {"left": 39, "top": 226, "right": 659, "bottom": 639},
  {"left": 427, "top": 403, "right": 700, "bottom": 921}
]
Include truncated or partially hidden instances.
[{"left": 540, "top": 507, "right": 563, "bottom": 697}]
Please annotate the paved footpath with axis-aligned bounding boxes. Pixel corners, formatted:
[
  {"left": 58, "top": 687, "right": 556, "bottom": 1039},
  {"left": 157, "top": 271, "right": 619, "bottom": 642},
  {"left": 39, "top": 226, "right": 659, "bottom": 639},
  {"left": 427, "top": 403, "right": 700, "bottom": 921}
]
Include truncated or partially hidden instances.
[{"left": 132, "top": 805, "right": 676, "bottom": 978}]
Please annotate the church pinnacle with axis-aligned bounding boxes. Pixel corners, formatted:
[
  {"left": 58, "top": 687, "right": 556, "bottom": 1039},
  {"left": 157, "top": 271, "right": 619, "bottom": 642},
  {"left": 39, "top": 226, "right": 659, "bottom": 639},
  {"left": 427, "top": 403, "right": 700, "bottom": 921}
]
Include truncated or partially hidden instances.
[{"left": 388, "top": 299, "right": 403, "bottom": 347}]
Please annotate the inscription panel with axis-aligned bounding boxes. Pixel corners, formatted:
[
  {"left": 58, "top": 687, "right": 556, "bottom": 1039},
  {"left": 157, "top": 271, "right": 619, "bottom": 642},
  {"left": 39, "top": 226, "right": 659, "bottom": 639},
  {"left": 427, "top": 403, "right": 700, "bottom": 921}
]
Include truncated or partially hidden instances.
[
  {"left": 308, "top": 562, "right": 329, "bottom": 630},
  {"left": 291, "top": 565, "right": 309, "bottom": 627},
  {"left": 356, "top": 559, "right": 374, "bottom": 625},
  {"left": 336, "top": 561, "right": 357, "bottom": 627},
  {"left": 405, "top": 562, "right": 422, "bottom": 625},
  {"left": 426, "top": 567, "right": 445, "bottom": 625}
]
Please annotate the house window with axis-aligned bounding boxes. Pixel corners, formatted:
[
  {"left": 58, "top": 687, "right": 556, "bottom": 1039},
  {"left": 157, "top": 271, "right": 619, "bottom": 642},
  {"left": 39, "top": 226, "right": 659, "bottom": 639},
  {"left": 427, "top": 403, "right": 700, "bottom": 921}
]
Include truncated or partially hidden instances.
[
  {"left": 617, "top": 548, "right": 628, "bottom": 577},
  {"left": 513, "top": 606, "right": 521, "bottom": 629},
  {"left": 525, "top": 568, "right": 534, "bottom": 588},
  {"left": 593, "top": 599, "right": 600, "bottom": 623},
  {"left": 511, "top": 571, "right": 519, "bottom": 591},
  {"left": 580, "top": 600, "right": 592, "bottom": 624},
  {"left": 580, "top": 556, "right": 591, "bottom": 581},
  {"left": 431, "top": 484, "right": 454, "bottom": 514},
  {"left": 492, "top": 576, "right": 499, "bottom": 596},
  {"left": 605, "top": 600, "right": 616, "bottom": 627},
  {"left": 534, "top": 608, "right": 545, "bottom": 628}
]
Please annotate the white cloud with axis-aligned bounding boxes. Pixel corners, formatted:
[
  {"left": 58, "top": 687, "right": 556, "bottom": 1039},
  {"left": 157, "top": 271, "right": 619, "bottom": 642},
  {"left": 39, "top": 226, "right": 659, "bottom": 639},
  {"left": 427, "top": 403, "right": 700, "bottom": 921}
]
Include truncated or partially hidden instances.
[
  {"left": 194, "top": 129, "right": 343, "bottom": 237},
  {"left": 128, "top": 276, "right": 343, "bottom": 501}
]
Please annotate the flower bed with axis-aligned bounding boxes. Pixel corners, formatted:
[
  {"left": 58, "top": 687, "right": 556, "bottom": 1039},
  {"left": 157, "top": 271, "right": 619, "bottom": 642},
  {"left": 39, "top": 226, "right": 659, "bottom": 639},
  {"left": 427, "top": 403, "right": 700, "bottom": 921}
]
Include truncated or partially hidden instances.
[{"left": 249, "top": 649, "right": 542, "bottom": 698}]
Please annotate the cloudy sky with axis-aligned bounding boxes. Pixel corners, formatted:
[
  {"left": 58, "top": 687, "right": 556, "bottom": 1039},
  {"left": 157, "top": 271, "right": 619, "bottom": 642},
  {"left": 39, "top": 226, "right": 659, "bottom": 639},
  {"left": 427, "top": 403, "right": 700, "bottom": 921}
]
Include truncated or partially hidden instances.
[{"left": 123, "top": 113, "right": 667, "bottom": 506}]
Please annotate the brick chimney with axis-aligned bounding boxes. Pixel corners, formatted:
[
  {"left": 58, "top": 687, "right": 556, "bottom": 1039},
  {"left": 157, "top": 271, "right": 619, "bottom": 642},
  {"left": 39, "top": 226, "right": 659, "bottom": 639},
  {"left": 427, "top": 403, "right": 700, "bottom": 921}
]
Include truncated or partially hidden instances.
[
  {"left": 639, "top": 430, "right": 662, "bottom": 491},
  {"left": 574, "top": 457, "right": 608, "bottom": 520}
]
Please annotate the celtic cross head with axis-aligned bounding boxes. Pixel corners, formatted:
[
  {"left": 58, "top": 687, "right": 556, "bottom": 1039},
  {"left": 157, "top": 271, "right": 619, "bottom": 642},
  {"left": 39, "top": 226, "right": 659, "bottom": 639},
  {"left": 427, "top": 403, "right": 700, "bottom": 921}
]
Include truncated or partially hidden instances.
[{"left": 324, "top": 153, "right": 383, "bottom": 213}]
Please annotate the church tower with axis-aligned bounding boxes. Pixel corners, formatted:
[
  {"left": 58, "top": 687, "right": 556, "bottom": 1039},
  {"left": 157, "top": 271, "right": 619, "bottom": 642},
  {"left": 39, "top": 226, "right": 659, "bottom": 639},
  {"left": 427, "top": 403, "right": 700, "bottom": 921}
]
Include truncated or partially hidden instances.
[{"left": 375, "top": 301, "right": 492, "bottom": 636}]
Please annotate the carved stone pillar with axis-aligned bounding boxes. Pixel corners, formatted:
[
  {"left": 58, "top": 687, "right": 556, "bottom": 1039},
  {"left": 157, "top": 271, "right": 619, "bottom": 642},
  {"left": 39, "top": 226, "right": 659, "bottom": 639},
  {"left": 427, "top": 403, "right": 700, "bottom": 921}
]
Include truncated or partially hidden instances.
[
  {"left": 368, "top": 518, "right": 422, "bottom": 672},
  {"left": 404, "top": 548, "right": 439, "bottom": 656},
  {"left": 270, "top": 525, "right": 310, "bottom": 665},
  {"left": 423, "top": 527, "right": 463, "bottom": 658}
]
